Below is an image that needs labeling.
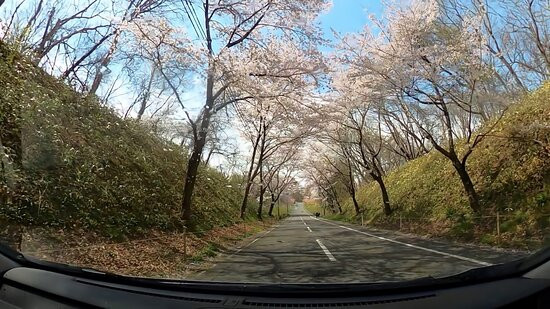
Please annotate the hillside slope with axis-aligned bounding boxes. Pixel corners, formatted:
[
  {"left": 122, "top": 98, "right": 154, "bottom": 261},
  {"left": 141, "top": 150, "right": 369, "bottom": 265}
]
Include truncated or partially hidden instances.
[
  {"left": 0, "top": 42, "right": 259, "bottom": 240},
  {"left": 310, "top": 83, "right": 550, "bottom": 249}
]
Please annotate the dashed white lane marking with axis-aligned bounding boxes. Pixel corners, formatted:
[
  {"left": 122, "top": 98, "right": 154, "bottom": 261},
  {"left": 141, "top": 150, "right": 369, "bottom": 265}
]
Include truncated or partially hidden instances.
[
  {"left": 307, "top": 226, "right": 312, "bottom": 232},
  {"left": 231, "top": 226, "right": 275, "bottom": 256},
  {"left": 316, "top": 239, "right": 337, "bottom": 261},
  {"left": 311, "top": 217, "right": 492, "bottom": 266},
  {"left": 264, "top": 227, "right": 275, "bottom": 235}
]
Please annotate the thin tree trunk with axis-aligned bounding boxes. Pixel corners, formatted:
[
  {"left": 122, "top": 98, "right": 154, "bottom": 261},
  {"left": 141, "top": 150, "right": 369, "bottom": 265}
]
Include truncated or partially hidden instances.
[
  {"left": 268, "top": 193, "right": 276, "bottom": 216},
  {"left": 351, "top": 189, "right": 360, "bottom": 216},
  {"left": 89, "top": 30, "right": 120, "bottom": 95},
  {"left": 239, "top": 123, "right": 262, "bottom": 219},
  {"left": 256, "top": 120, "right": 267, "bottom": 220},
  {"left": 257, "top": 162, "right": 265, "bottom": 220},
  {"left": 0, "top": 136, "right": 8, "bottom": 186},
  {"left": 136, "top": 66, "right": 156, "bottom": 120},
  {"left": 180, "top": 130, "right": 208, "bottom": 223},
  {"left": 257, "top": 187, "right": 265, "bottom": 220},
  {"left": 373, "top": 176, "right": 391, "bottom": 216},
  {"left": 240, "top": 181, "right": 254, "bottom": 219},
  {"left": 203, "top": 147, "right": 214, "bottom": 166},
  {"left": 346, "top": 155, "right": 360, "bottom": 216},
  {"left": 181, "top": 71, "right": 215, "bottom": 224},
  {"left": 452, "top": 160, "right": 481, "bottom": 213},
  {"left": 331, "top": 189, "right": 343, "bottom": 214}
]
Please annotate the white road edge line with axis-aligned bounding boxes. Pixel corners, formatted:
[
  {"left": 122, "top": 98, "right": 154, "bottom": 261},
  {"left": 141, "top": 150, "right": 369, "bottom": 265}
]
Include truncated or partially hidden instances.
[
  {"left": 307, "top": 226, "right": 312, "bottom": 232},
  {"left": 316, "top": 239, "right": 336, "bottom": 261},
  {"left": 311, "top": 217, "right": 492, "bottom": 266}
]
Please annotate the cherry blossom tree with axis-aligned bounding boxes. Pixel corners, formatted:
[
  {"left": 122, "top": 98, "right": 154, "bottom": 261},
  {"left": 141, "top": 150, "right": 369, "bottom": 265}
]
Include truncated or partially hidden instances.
[
  {"left": 265, "top": 162, "right": 296, "bottom": 217},
  {"left": 315, "top": 140, "right": 362, "bottom": 216},
  {"left": 170, "top": 0, "right": 329, "bottom": 224},
  {"left": 442, "top": 0, "right": 549, "bottom": 92},
  {"left": 235, "top": 95, "right": 312, "bottom": 220},
  {"left": 335, "top": 0, "right": 502, "bottom": 213},
  {"left": 304, "top": 156, "right": 344, "bottom": 214},
  {"left": 87, "top": 0, "right": 169, "bottom": 95}
]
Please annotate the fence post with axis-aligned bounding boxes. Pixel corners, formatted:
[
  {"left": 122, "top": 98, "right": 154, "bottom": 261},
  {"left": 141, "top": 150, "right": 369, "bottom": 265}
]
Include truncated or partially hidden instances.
[
  {"left": 399, "top": 214, "right": 402, "bottom": 230},
  {"left": 496, "top": 211, "right": 500, "bottom": 242},
  {"left": 361, "top": 214, "right": 364, "bottom": 226},
  {"left": 183, "top": 227, "right": 187, "bottom": 261}
]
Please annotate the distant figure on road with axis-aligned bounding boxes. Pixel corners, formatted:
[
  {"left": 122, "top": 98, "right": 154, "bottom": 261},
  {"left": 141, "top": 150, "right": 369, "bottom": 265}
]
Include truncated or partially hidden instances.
[{"left": 315, "top": 212, "right": 320, "bottom": 217}]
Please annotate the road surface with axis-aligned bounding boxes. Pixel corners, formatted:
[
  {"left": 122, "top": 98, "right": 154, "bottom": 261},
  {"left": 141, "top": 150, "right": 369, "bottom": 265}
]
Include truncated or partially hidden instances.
[{"left": 190, "top": 204, "right": 527, "bottom": 283}]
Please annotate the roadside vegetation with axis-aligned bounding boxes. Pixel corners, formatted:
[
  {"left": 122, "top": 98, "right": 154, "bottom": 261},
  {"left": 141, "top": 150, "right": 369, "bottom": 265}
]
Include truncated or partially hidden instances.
[
  {"left": 0, "top": 0, "right": 548, "bottom": 276},
  {"left": 306, "top": 83, "right": 550, "bottom": 250},
  {"left": 21, "top": 220, "right": 277, "bottom": 278},
  {"left": 0, "top": 39, "right": 292, "bottom": 255}
]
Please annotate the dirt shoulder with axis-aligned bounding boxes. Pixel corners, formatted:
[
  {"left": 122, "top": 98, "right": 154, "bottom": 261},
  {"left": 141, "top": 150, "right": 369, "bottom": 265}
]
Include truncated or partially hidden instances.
[{"left": 19, "top": 219, "right": 281, "bottom": 279}]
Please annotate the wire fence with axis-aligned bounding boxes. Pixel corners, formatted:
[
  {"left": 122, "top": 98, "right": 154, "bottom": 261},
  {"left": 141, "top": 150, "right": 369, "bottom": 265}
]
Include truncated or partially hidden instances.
[{"left": 356, "top": 211, "right": 550, "bottom": 244}]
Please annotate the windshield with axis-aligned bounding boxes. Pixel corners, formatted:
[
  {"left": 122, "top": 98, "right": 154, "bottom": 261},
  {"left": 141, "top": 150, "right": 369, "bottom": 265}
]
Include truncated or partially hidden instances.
[{"left": 0, "top": 0, "right": 548, "bottom": 284}]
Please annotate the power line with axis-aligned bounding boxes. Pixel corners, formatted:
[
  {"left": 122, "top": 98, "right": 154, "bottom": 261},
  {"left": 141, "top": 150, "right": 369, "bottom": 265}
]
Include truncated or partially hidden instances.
[
  {"left": 181, "top": 0, "right": 205, "bottom": 41},
  {"left": 186, "top": 0, "right": 206, "bottom": 40}
]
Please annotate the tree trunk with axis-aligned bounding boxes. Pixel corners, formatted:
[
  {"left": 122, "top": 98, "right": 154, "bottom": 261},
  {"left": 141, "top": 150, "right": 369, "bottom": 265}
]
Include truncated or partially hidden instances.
[
  {"left": 181, "top": 71, "right": 215, "bottom": 225},
  {"left": 136, "top": 66, "right": 156, "bottom": 120},
  {"left": 89, "top": 30, "right": 120, "bottom": 95},
  {"left": 268, "top": 193, "right": 276, "bottom": 217},
  {"left": 257, "top": 163, "right": 265, "bottom": 220},
  {"left": 452, "top": 161, "right": 481, "bottom": 213},
  {"left": 204, "top": 147, "right": 214, "bottom": 166},
  {"left": 239, "top": 125, "right": 262, "bottom": 219},
  {"left": 347, "top": 159, "right": 360, "bottom": 216},
  {"left": 255, "top": 120, "right": 267, "bottom": 220},
  {"left": 257, "top": 186, "right": 266, "bottom": 220},
  {"left": 332, "top": 191, "right": 343, "bottom": 214},
  {"left": 240, "top": 181, "right": 253, "bottom": 219},
  {"left": 373, "top": 176, "right": 392, "bottom": 216},
  {"left": 180, "top": 131, "right": 208, "bottom": 224},
  {"left": 351, "top": 190, "right": 360, "bottom": 216}
]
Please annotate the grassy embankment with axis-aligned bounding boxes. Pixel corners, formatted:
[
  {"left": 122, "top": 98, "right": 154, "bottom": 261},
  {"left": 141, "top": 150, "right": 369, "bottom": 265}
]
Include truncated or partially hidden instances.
[
  {"left": 307, "top": 83, "right": 550, "bottom": 250},
  {"left": 0, "top": 41, "right": 288, "bottom": 275}
]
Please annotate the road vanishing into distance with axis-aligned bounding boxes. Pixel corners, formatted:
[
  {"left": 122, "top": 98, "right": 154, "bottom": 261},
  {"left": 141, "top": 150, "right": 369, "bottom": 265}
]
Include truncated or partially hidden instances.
[{"left": 191, "top": 204, "right": 527, "bottom": 283}]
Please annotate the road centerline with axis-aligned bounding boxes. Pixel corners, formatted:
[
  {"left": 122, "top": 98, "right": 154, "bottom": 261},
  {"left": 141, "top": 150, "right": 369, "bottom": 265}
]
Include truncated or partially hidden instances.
[
  {"left": 307, "top": 226, "right": 312, "bottom": 232},
  {"left": 316, "top": 239, "right": 337, "bottom": 261}
]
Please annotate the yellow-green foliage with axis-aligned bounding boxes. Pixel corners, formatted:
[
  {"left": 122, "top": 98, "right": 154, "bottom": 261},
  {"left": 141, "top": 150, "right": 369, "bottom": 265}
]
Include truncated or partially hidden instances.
[
  {"left": 338, "top": 83, "right": 550, "bottom": 248},
  {"left": 0, "top": 42, "right": 257, "bottom": 239}
]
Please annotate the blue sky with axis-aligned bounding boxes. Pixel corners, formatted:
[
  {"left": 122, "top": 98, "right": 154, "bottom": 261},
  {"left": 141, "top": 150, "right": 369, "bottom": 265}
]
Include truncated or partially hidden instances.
[{"left": 320, "top": 0, "right": 383, "bottom": 41}]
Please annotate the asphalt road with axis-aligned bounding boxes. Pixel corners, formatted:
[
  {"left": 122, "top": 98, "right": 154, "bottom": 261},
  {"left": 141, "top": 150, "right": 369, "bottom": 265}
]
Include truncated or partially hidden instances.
[{"left": 191, "top": 204, "right": 527, "bottom": 283}]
